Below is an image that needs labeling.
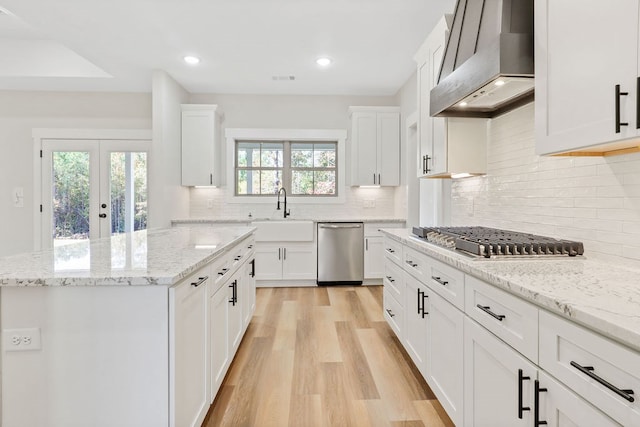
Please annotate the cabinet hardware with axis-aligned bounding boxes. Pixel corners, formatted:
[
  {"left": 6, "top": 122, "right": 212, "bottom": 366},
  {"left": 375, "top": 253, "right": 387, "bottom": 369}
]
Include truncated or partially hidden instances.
[
  {"left": 234, "top": 255, "right": 242, "bottom": 261},
  {"left": 373, "top": 173, "right": 376, "bottom": 185},
  {"left": 278, "top": 248, "right": 281, "bottom": 260},
  {"left": 534, "top": 380, "right": 547, "bottom": 426},
  {"left": 405, "top": 260, "right": 418, "bottom": 268},
  {"left": 418, "top": 288, "right": 429, "bottom": 318},
  {"left": 385, "top": 309, "right": 395, "bottom": 318},
  {"left": 378, "top": 173, "right": 381, "bottom": 185},
  {"left": 570, "top": 361, "right": 635, "bottom": 402},
  {"left": 229, "top": 280, "right": 237, "bottom": 306},
  {"left": 218, "top": 267, "right": 228, "bottom": 276},
  {"left": 615, "top": 84, "right": 629, "bottom": 133},
  {"left": 250, "top": 259, "right": 255, "bottom": 278},
  {"left": 425, "top": 155, "right": 431, "bottom": 173},
  {"left": 191, "top": 276, "right": 208, "bottom": 287},
  {"left": 518, "top": 369, "right": 531, "bottom": 419},
  {"left": 210, "top": 173, "right": 213, "bottom": 185},
  {"left": 283, "top": 247, "right": 286, "bottom": 260},
  {"left": 248, "top": 244, "right": 253, "bottom": 249},
  {"left": 365, "top": 238, "right": 368, "bottom": 251},
  {"left": 476, "top": 304, "right": 506, "bottom": 321},
  {"left": 385, "top": 275, "right": 395, "bottom": 283},
  {"left": 431, "top": 276, "right": 448, "bottom": 286},
  {"left": 99, "top": 213, "right": 107, "bottom": 218},
  {"left": 386, "top": 248, "right": 395, "bottom": 254}
]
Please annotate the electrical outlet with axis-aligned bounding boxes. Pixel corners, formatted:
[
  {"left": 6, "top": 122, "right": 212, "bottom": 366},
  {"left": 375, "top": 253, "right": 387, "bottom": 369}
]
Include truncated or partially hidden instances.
[
  {"left": 207, "top": 199, "right": 214, "bottom": 209},
  {"left": 3, "top": 328, "right": 41, "bottom": 352},
  {"left": 364, "top": 199, "right": 376, "bottom": 208}
]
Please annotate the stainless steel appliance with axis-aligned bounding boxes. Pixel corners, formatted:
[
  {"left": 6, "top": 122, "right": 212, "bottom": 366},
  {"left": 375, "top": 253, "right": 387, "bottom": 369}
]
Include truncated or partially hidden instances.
[
  {"left": 412, "top": 226, "right": 584, "bottom": 259},
  {"left": 317, "top": 222, "right": 364, "bottom": 285}
]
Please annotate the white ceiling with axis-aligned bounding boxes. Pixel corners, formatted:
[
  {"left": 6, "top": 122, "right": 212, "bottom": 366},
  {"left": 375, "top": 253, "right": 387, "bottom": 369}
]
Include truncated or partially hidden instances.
[{"left": 0, "top": 0, "right": 454, "bottom": 95}]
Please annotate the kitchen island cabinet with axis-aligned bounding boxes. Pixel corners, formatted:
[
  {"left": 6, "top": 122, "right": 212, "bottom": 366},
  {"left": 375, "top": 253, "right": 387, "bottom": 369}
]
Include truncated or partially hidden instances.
[{"left": 0, "top": 226, "right": 255, "bottom": 427}]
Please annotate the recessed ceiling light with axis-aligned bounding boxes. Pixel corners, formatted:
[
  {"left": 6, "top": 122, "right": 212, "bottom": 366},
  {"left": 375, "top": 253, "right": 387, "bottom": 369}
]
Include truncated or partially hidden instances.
[
  {"left": 316, "top": 57, "right": 332, "bottom": 67},
  {"left": 183, "top": 56, "right": 200, "bottom": 65},
  {"left": 459, "top": 101, "right": 468, "bottom": 107},
  {"left": 494, "top": 79, "right": 506, "bottom": 86}
]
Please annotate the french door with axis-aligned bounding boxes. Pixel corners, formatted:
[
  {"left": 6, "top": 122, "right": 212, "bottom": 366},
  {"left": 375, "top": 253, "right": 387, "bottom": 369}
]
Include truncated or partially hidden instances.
[{"left": 41, "top": 139, "right": 150, "bottom": 249}]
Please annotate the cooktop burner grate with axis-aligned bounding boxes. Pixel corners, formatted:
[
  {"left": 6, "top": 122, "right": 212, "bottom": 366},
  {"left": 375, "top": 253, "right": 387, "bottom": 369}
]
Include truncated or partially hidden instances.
[{"left": 412, "top": 226, "right": 584, "bottom": 258}]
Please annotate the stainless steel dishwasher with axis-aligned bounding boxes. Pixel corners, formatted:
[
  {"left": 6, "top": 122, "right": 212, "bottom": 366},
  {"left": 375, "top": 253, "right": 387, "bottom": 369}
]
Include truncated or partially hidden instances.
[{"left": 317, "top": 222, "right": 364, "bottom": 285}]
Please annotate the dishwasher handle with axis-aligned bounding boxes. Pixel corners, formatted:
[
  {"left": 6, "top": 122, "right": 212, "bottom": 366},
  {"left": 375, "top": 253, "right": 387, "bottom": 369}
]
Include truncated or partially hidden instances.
[{"left": 319, "top": 223, "right": 363, "bottom": 229}]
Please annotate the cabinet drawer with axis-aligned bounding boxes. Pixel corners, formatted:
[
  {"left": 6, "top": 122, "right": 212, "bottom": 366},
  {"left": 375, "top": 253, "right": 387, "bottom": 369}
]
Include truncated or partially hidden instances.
[
  {"left": 402, "top": 246, "right": 430, "bottom": 283},
  {"left": 539, "top": 311, "right": 640, "bottom": 426},
  {"left": 465, "top": 276, "right": 538, "bottom": 363},
  {"left": 426, "top": 257, "right": 465, "bottom": 310},
  {"left": 383, "top": 288, "right": 403, "bottom": 339},
  {"left": 383, "top": 259, "right": 404, "bottom": 305},
  {"left": 383, "top": 236, "right": 403, "bottom": 266}
]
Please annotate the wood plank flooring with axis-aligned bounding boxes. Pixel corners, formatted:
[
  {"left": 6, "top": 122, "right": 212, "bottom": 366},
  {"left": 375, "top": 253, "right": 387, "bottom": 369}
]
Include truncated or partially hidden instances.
[{"left": 203, "top": 286, "right": 455, "bottom": 427}]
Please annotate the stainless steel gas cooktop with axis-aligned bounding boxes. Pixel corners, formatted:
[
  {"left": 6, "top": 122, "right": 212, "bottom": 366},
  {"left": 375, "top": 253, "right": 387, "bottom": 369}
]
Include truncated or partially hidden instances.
[{"left": 412, "top": 226, "right": 584, "bottom": 259}]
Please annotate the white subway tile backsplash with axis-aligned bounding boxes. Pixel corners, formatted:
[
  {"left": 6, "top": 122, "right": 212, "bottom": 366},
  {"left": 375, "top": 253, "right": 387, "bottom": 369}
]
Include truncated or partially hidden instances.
[{"left": 451, "top": 103, "right": 640, "bottom": 262}]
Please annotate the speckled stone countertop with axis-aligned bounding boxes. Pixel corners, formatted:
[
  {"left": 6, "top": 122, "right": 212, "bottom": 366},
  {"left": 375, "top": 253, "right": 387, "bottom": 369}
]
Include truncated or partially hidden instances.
[
  {"left": 171, "top": 217, "right": 406, "bottom": 225},
  {"left": 381, "top": 228, "right": 640, "bottom": 353},
  {"left": 0, "top": 226, "right": 254, "bottom": 287}
]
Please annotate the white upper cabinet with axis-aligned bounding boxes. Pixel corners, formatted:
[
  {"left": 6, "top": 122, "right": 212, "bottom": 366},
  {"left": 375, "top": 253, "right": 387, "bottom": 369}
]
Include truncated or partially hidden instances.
[
  {"left": 535, "top": 1, "right": 640, "bottom": 155},
  {"left": 415, "top": 17, "right": 488, "bottom": 178},
  {"left": 349, "top": 106, "right": 400, "bottom": 186},
  {"left": 181, "top": 104, "right": 223, "bottom": 186}
]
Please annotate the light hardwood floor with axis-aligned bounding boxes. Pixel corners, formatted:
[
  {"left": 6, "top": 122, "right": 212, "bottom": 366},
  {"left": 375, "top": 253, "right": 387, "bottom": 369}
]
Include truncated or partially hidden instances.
[{"left": 203, "top": 286, "right": 455, "bottom": 427}]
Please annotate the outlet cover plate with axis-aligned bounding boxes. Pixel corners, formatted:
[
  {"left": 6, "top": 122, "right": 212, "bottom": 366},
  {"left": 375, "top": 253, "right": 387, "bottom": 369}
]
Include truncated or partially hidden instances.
[{"left": 3, "top": 328, "right": 41, "bottom": 351}]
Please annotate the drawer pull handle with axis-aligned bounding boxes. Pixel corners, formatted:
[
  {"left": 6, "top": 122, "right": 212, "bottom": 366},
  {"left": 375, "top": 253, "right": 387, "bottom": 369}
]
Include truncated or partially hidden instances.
[
  {"left": 534, "top": 380, "right": 548, "bottom": 426},
  {"left": 570, "top": 361, "right": 635, "bottom": 402},
  {"left": 385, "top": 309, "right": 395, "bottom": 318},
  {"left": 431, "top": 276, "right": 448, "bottom": 286},
  {"left": 418, "top": 288, "right": 429, "bottom": 318},
  {"left": 405, "top": 260, "right": 418, "bottom": 268},
  {"left": 191, "top": 276, "right": 208, "bottom": 287},
  {"left": 476, "top": 304, "right": 506, "bottom": 321},
  {"left": 385, "top": 275, "right": 395, "bottom": 283},
  {"left": 218, "top": 268, "right": 229, "bottom": 276},
  {"left": 386, "top": 248, "right": 395, "bottom": 253},
  {"left": 518, "top": 369, "right": 531, "bottom": 419}
]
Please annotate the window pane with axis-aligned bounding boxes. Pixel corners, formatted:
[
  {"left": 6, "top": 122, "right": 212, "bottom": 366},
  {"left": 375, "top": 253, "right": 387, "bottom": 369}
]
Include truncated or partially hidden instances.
[
  {"left": 314, "top": 143, "right": 336, "bottom": 168},
  {"left": 236, "top": 170, "right": 248, "bottom": 194},
  {"left": 314, "top": 171, "right": 335, "bottom": 195},
  {"left": 109, "top": 152, "right": 147, "bottom": 235},
  {"left": 292, "top": 170, "right": 314, "bottom": 195},
  {"left": 261, "top": 143, "right": 284, "bottom": 167},
  {"left": 52, "top": 151, "right": 90, "bottom": 241},
  {"left": 291, "top": 143, "right": 313, "bottom": 167},
  {"left": 237, "top": 142, "right": 260, "bottom": 167},
  {"left": 260, "top": 170, "right": 282, "bottom": 194}
]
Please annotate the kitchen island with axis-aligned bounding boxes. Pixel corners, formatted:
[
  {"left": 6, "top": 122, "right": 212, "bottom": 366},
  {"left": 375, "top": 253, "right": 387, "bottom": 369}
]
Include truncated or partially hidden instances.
[{"left": 0, "top": 226, "right": 256, "bottom": 427}]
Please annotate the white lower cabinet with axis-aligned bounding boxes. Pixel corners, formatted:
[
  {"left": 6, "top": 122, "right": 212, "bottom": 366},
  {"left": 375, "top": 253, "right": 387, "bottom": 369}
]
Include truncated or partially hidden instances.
[
  {"left": 537, "top": 371, "right": 621, "bottom": 427},
  {"left": 243, "top": 257, "right": 256, "bottom": 326},
  {"left": 403, "top": 272, "right": 430, "bottom": 377},
  {"left": 254, "top": 243, "right": 315, "bottom": 282},
  {"left": 464, "top": 317, "right": 537, "bottom": 427},
  {"left": 170, "top": 270, "right": 209, "bottom": 427},
  {"left": 209, "top": 279, "right": 229, "bottom": 402},
  {"left": 364, "top": 235, "right": 384, "bottom": 279},
  {"left": 227, "top": 270, "right": 244, "bottom": 353},
  {"left": 427, "top": 290, "right": 464, "bottom": 427}
]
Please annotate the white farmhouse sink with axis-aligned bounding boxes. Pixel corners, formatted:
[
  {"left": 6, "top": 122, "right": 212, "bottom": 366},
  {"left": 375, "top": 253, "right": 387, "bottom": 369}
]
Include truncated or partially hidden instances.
[{"left": 252, "top": 220, "right": 314, "bottom": 242}]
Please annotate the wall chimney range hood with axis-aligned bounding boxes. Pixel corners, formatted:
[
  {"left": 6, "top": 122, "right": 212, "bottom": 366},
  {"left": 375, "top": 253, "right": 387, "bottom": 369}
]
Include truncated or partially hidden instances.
[{"left": 430, "top": 0, "right": 534, "bottom": 118}]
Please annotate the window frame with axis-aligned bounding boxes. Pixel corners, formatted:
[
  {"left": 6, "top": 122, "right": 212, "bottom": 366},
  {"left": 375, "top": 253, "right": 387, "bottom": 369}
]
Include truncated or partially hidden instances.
[
  {"left": 235, "top": 140, "right": 338, "bottom": 197},
  {"left": 225, "top": 128, "right": 347, "bottom": 204}
]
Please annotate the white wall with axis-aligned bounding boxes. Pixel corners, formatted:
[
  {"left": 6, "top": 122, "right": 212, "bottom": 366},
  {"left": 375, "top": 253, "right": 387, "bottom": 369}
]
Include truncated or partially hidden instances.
[
  {"left": 451, "top": 102, "right": 640, "bottom": 262},
  {"left": 0, "top": 91, "right": 151, "bottom": 257},
  {"left": 186, "top": 93, "right": 405, "bottom": 220},
  {"left": 396, "top": 70, "right": 418, "bottom": 226},
  {"left": 149, "top": 71, "right": 191, "bottom": 228}
]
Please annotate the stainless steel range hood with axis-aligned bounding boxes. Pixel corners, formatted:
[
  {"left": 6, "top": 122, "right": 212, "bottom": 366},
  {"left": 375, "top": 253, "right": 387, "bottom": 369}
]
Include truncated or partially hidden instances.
[{"left": 430, "top": 0, "right": 534, "bottom": 118}]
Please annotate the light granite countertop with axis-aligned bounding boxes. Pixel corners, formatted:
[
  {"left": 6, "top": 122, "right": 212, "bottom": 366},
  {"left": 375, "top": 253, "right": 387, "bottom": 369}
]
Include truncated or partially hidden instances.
[
  {"left": 171, "top": 217, "right": 406, "bottom": 225},
  {"left": 381, "top": 228, "right": 640, "bottom": 353},
  {"left": 0, "top": 226, "right": 254, "bottom": 287}
]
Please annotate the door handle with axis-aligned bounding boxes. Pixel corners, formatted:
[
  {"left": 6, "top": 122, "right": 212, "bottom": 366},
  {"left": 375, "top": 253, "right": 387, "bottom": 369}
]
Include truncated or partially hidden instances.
[
  {"left": 615, "top": 84, "right": 629, "bottom": 133},
  {"left": 518, "top": 369, "right": 531, "bottom": 419}
]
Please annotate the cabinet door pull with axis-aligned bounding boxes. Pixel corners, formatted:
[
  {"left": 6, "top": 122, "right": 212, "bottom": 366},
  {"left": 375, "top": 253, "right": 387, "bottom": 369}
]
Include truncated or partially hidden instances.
[
  {"left": 518, "top": 369, "right": 531, "bottom": 419},
  {"left": 405, "top": 260, "right": 418, "bottom": 268},
  {"left": 250, "top": 259, "right": 255, "bottom": 278},
  {"left": 278, "top": 248, "right": 281, "bottom": 260},
  {"left": 476, "top": 304, "right": 506, "bottom": 321},
  {"left": 419, "top": 289, "right": 429, "bottom": 318},
  {"left": 365, "top": 238, "right": 368, "bottom": 251},
  {"left": 378, "top": 173, "right": 381, "bottom": 185},
  {"left": 417, "top": 289, "right": 422, "bottom": 314},
  {"left": 373, "top": 173, "right": 376, "bottom": 185},
  {"left": 534, "top": 380, "right": 548, "bottom": 426},
  {"left": 385, "top": 275, "right": 395, "bottom": 283},
  {"left": 422, "top": 155, "right": 427, "bottom": 174},
  {"left": 570, "top": 361, "right": 635, "bottom": 402},
  {"left": 385, "top": 309, "right": 395, "bottom": 318},
  {"left": 218, "top": 268, "right": 228, "bottom": 276},
  {"left": 283, "top": 247, "right": 286, "bottom": 260},
  {"left": 615, "top": 84, "right": 629, "bottom": 133},
  {"left": 386, "top": 248, "right": 395, "bottom": 254},
  {"left": 210, "top": 173, "right": 213, "bottom": 185},
  {"left": 191, "top": 276, "right": 208, "bottom": 287},
  {"left": 431, "top": 276, "right": 448, "bottom": 286},
  {"left": 425, "top": 155, "right": 431, "bottom": 173},
  {"left": 229, "top": 280, "right": 237, "bottom": 306}
]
